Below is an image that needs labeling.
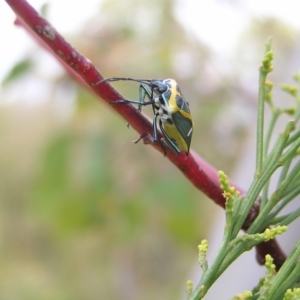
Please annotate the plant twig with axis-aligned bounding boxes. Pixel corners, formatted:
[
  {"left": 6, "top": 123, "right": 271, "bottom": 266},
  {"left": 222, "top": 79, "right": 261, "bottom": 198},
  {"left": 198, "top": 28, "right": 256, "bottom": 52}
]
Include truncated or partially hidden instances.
[{"left": 5, "top": 0, "right": 286, "bottom": 269}]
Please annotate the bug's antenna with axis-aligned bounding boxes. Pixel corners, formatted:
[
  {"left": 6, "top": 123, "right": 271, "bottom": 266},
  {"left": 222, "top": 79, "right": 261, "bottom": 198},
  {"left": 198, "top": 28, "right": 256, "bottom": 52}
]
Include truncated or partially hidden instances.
[{"left": 95, "top": 77, "right": 153, "bottom": 86}]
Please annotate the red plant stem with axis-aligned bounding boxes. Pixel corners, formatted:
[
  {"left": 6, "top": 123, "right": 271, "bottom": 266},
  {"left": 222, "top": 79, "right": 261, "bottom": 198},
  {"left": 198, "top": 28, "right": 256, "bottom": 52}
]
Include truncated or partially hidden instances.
[
  {"left": 4, "top": 0, "right": 245, "bottom": 216},
  {"left": 5, "top": 0, "right": 286, "bottom": 269}
]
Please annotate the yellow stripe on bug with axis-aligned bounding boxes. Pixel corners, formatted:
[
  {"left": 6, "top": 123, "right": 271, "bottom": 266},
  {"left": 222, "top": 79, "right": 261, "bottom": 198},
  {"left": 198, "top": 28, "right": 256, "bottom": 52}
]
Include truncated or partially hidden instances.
[{"left": 163, "top": 122, "right": 190, "bottom": 153}]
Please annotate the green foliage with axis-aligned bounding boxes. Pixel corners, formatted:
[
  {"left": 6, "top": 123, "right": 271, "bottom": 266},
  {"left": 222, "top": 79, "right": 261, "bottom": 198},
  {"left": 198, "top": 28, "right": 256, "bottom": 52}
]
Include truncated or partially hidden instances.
[
  {"left": 2, "top": 57, "right": 33, "bottom": 85},
  {"left": 187, "top": 40, "right": 300, "bottom": 300},
  {"left": 198, "top": 240, "right": 208, "bottom": 273},
  {"left": 283, "top": 288, "right": 300, "bottom": 300}
]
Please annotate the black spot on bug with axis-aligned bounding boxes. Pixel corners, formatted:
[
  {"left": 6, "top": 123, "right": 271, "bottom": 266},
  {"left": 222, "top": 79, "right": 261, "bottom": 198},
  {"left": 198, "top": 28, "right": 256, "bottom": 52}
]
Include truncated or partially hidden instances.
[
  {"left": 176, "top": 84, "right": 183, "bottom": 95},
  {"left": 176, "top": 94, "right": 183, "bottom": 108},
  {"left": 176, "top": 94, "right": 190, "bottom": 113}
]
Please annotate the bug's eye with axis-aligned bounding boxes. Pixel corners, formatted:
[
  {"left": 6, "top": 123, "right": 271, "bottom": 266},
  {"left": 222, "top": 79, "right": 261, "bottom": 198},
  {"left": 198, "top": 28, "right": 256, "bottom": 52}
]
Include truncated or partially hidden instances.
[{"left": 153, "top": 81, "right": 168, "bottom": 93}]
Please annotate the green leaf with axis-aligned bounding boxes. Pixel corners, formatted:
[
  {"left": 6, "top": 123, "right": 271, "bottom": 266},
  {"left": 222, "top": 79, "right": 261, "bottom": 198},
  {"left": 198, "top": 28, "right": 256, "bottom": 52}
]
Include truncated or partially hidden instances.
[{"left": 2, "top": 58, "right": 33, "bottom": 85}]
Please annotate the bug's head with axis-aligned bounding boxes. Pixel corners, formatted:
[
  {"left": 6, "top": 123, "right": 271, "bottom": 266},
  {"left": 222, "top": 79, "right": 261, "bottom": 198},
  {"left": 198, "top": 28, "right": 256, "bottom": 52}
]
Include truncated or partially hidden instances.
[{"left": 148, "top": 80, "right": 170, "bottom": 94}]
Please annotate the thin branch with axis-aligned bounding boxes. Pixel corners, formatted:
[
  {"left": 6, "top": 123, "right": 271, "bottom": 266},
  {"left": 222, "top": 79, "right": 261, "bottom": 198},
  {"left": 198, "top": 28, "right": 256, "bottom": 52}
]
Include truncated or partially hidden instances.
[{"left": 5, "top": 0, "right": 286, "bottom": 269}]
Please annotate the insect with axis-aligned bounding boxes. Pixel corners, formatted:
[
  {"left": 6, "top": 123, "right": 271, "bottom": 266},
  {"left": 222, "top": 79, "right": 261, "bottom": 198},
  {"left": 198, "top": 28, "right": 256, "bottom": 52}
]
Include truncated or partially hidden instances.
[{"left": 97, "top": 77, "right": 193, "bottom": 155}]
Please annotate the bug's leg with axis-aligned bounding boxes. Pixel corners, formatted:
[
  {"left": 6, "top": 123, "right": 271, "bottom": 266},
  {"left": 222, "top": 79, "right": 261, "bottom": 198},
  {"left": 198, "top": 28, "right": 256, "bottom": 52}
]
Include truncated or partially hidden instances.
[
  {"left": 134, "top": 132, "right": 154, "bottom": 145},
  {"left": 111, "top": 87, "right": 154, "bottom": 131},
  {"left": 134, "top": 133, "right": 167, "bottom": 156},
  {"left": 152, "top": 115, "right": 168, "bottom": 156},
  {"left": 160, "top": 141, "right": 167, "bottom": 156},
  {"left": 138, "top": 83, "right": 155, "bottom": 111},
  {"left": 110, "top": 83, "right": 154, "bottom": 107},
  {"left": 110, "top": 99, "right": 143, "bottom": 105},
  {"left": 138, "top": 84, "right": 149, "bottom": 111},
  {"left": 110, "top": 98, "right": 154, "bottom": 108},
  {"left": 150, "top": 114, "right": 157, "bottom": 142},
  {"left": 132, "top": 115, "right": 167, "bottom": 156},
  {"left": 147, "top": 114, "right": 167, "bottom": 155},
  {"left": 134, "top": 115, "right": 158, "bottom": 145}
]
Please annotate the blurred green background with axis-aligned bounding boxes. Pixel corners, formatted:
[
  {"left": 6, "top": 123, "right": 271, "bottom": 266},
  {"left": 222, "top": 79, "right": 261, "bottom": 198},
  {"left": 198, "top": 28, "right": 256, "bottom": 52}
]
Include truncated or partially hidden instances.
[{"left": 2, "top": 0, "right": 300, "bottom": 299}]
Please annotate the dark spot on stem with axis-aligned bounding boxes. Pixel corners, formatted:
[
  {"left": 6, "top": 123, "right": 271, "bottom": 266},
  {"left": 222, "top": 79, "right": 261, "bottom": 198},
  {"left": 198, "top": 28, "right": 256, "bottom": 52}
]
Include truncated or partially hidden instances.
[
  {"left": 43, "top": 25, "right": 55, "bottom": 41},
  {"left": 35, "top": 26, "right": 42, "bottom": 35}
]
